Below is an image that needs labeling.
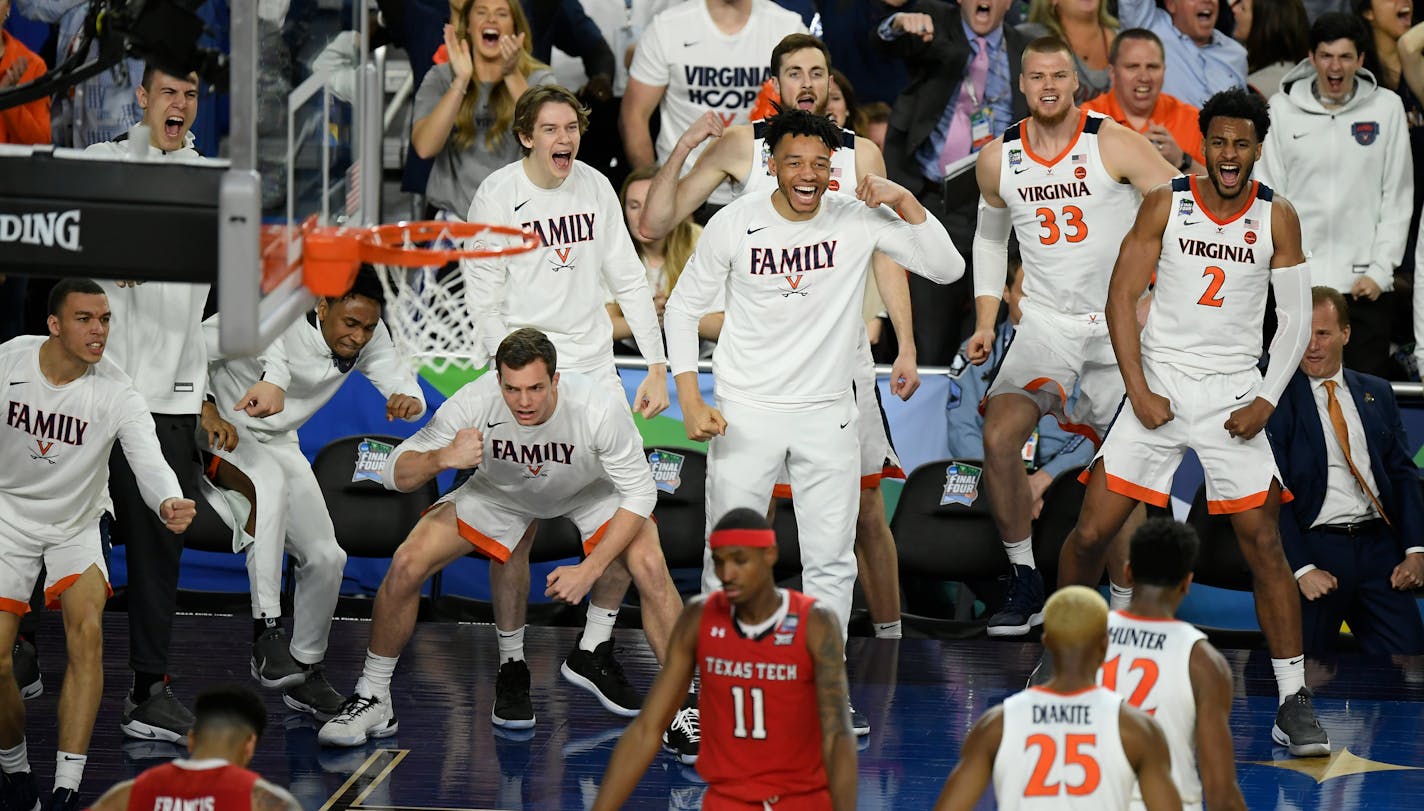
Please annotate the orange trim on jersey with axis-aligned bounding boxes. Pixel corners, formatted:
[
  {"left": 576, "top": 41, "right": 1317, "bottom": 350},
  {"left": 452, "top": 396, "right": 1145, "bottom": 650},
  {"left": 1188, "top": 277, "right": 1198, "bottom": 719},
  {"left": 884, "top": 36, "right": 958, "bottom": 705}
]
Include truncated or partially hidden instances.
[
  {"left": 1029, "top": 684, "right": 1100, "bottom": 697},
  {"left": 43, "top": 573, "right": 113, "bottom": 609},
  {"left": 860, "top": 473, "right": 882, "bottom": 490},
  {"left": 1115, "top": 609, "right": 1181, "bottom": 623},
  {"left": 582, "top": 521, "right": 610, "bottom": 556},
  {"left": 772, "top": 483, "right": 793, "bottom": 500},
  {"left": 1189, "top": 175, "right": 1257, "bottom": 227},
  {"left": 1052, "top": 415, "right": 1103, "bottom": 448},
  {"left": 1020, "top": 111, "right": 1089, "bottom": 168},
  {"left": 1102, "top": 473, "right": 1170, "bottom": 508},
  {"left": 456, "top": 519, "right": 512, "bottom": 563},
  {"left": 1025, "top": 377, "right": 1068, "bottom": 407},
  {"left": 0, "top": 597, "right": 29, "bottom": 617},
  {"left": 882, "top": 463, "right": 906, "bottom": 481},
  {"left": 1207, "top": 485, "right": 1293, "bottom": 515},
  {"left": 204, "top": 454, "right": 221, "bottom": 481}
]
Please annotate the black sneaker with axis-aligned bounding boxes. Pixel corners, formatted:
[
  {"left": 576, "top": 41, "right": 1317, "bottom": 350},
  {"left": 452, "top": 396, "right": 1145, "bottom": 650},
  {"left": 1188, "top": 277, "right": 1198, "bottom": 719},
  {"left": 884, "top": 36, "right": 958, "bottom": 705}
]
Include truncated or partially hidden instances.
[
  {"left": 492, "top": 659, "right": 536, "bottom": 730},
  {"left": 986, "top": 564, "right": 1046, "bottom": 637},
  {"left": 661, "top": 705, "right": 699, "bottom": 765},
  {"left": 561, "top": 639, "right": 641, "bottom": 717},
  {"left": 251, "top": 627, "right": 305, "bottom": 690},
  {"left": 12, "top": 640, "right": 40, "bottom": 700},
  {"left": 283, "top": 663, "right": 345, "bottom": 721},
  {"left": 45, "top": 789, "right": 76, "bottom": 811},
  {"left": 1272, "top": 687, "right": 1331, "bottom": 757},
  {"left": 1027, "top": 648, "right": 1055, "bottom": 688},
  {"left": 0, "top": 770, "right": 39, "bottom": 811},
  {"left": 849, "top": 702, "right": 870, "bottom": 737},
  {"left": 121, "top": 680, "right": 193, "bottom": 743}
]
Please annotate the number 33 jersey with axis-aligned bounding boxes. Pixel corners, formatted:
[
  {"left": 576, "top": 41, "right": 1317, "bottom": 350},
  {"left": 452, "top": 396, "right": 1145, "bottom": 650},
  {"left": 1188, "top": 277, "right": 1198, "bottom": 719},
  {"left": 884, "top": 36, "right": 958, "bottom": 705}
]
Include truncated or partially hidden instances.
[
  {"left": 697, "top": 589, "right": 826, "bottom": 802},
  {"left": 1141, "top": 176, "right": 1277, "bottom": 377},
  {"left": 999, "top": 112, "right": 1141, "bottom": 317},
  {"left": 993, "top": 686, "right": 1135, "bottom": 810}
]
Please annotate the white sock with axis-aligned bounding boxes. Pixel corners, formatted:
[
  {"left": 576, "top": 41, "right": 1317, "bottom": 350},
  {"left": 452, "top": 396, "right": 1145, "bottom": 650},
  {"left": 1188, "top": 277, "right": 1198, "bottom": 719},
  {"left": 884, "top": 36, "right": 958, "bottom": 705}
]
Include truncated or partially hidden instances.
[
  {"left": 1272, "top": 655, "right": 1306, "bottom": 704},
  {"left": 0, "top": 740, "right": 28, "bottom": 774},
  {"left": 580, "top": 603, "right": 619, "bottom": 651},
  {"left": 497, "top": 626, "right": 526, "bottom": 663},
  {"left": 873, "top": 621, "right": 902, "bottom": 639},
  {"left": 1004, "top": 537, "right": 1035, "bottom": 568},
  {"left": 355, "top": 650, "right": 399, "bottom": 700},
  {"left": 54, "top": 751, "right": 85, "bottom": 792},
  {"left": 1109, "top": 583, "right": 1133, "bottom": 612}
]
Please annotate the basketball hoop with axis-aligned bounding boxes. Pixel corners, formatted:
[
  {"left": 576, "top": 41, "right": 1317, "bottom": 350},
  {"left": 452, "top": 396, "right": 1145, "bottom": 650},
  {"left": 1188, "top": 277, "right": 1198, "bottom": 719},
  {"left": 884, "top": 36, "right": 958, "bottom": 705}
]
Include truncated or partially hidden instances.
[{"left": 292, "top": 219, "right": 541, "bottom": 373}]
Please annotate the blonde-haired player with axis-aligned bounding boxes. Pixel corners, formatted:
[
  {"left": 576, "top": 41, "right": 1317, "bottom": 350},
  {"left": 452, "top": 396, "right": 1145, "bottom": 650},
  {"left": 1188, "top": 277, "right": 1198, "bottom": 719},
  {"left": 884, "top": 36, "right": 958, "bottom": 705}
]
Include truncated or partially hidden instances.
[
  {"left": 970, "top": 37, "right": 1179, "bottom": 636},
  {"left": 934, "top": 587, "right": 1180, "bottom": 811}
]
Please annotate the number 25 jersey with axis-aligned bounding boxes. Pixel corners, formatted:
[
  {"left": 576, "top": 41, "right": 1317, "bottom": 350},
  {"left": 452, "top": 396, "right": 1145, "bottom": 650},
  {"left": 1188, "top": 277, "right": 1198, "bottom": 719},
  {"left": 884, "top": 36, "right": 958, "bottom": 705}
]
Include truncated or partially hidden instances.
[{"left": 993, "top": 686, "right": 1135, "bottom": 810}]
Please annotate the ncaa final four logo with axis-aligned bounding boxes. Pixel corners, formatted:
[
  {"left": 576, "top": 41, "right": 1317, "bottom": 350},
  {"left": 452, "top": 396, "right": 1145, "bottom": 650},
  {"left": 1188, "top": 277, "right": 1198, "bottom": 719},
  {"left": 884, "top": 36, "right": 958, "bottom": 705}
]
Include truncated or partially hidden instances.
[
  {"left": 353, "top": 438, "right": 394, "bottom": 483},
  {"left": 940, "top": 462, "right": 983, "bottom": 507},
  {"left": 647, "top": 449, "right": 685, "bottom": 494}
]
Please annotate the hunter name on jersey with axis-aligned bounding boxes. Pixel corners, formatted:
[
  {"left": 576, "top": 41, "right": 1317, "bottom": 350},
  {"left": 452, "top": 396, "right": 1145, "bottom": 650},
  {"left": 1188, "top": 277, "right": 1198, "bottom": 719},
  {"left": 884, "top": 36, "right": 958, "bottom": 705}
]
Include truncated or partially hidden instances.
[
  {"left": 702, "top": 656, "right": 800, "bottom": 681},
  {"left": 1106, "top": 625, "right": 1168, "bottom": 651},
  {"left": 6, "top": 401, "right": 89, "bottom": 447},
  {"left": 749, "top": 241, "right": 838, "bottom": 275}
]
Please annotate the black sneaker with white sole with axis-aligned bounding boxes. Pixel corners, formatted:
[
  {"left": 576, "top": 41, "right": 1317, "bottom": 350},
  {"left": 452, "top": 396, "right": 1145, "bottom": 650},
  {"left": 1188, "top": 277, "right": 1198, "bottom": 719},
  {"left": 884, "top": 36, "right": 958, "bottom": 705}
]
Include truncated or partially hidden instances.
[
  {"left": 12, "top": 639, "right": 40, "bottom": 700},
  {"left": 1272, "top": 687, "right": 1331, "bottom": 757},
  {"left": 561, "top": 639, "right": 642, "bottom": 717},
  {"left": 121, "top": 680, "right": 193, "bottom": 742},
  {"left": 662, "top": 705, "right": 700, "bottom": 765},
  {"left": 45, "top": 788, "right": 77, "bottom": 811},
  {"left": 252, "top": 627, "right": 306, "bottom": 690},
  {"left": 283, "top": 663, "right": 346, "bottom": 721},
  {"left": 849, "top": 703, "right": 870, "bottom": 737},
  {"left": 986, "top": 564, "right": 1046, "bottom": 637},
  {"left": 492, "top": 659, "right": 535, "bottom": 729},
  {"left": 0, "top": 770, "right": 39, "bottom": 811}
]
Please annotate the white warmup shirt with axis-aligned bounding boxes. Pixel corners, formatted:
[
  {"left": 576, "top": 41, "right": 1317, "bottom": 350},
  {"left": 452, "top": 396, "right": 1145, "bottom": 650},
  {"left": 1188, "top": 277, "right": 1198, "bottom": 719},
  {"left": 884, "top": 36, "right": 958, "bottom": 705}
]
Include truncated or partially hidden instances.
[
  {"left": 0, "top": 336, "right": 182, "bottom": 541},
  {"left": 629, "top": 0, "right": 805, "bottom": 205},
  {"left": 998, "top": 113, "right": 1142, "bottom": 316},
  {"left": 1103, "top": 611, "right": 1208, "bottom": 808},
  {"left": 205, "top": 313, "right": 426, "bottom": 441},
  {"left": 385, "top": 372, "right": 657, "bottom": 518},
  {"left": 663, "top": 192, "right": 963, "bottom": 408},
  {"left": 97, "top": 282, "right": 210, "bottom": 415},
  {"left": 992, "top": 686, "right": 1136, "bottom": 810},
  {"left": 465, "top": 160, "right": 667, "bottom": 373}
]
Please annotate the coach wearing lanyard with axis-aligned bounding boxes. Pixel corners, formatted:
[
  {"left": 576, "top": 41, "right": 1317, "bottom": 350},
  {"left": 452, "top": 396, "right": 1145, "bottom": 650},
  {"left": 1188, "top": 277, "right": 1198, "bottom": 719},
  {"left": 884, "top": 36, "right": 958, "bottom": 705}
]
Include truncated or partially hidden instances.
[{"left": 1267, "top": 287, "right": 1424, "bottom": 655}]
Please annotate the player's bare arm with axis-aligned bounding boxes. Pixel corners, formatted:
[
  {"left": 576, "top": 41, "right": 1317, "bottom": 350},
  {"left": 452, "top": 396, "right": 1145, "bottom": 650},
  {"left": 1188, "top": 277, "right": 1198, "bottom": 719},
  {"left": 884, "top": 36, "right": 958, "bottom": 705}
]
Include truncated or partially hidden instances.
[
  {"left": 1228, "top": 195, "right": 1311, "bottom": 439},
  {"left": 236, "top": 380, "right": 285, "bottom": 418},
  {"left": 857, "top": 136, "right": 920, "bottom": 399},
  {"left": 1190, "top": 639, "right": 1247, "bottom": 811},
  {"left": 546, "top": 508, "right": 647, "bottom": 604},
  {"left": 968, "top": 138, "right": 1009, "bottom": 365},
  {"left": 1099, "top": 118, "right": 1180, "bottom": 193},
  {"left": 674, "top": 372, "right": 727, "bottom": 441},
  {"left": 252, "top": 779, "right": 304, "bottom": 811},
  {"left": 931, "top": 706, "right": 1003, "bottom": 811},
  {"left": 199, "top": 399, "right": 238, "bottom": 452},
  {"left": 1120, "top": 704, "right": 1185, "bottom": 810},
  {"left": 593, "top": 598, "right": 704, "bottom": 810},
  {"left": 390, "top": 427, "right": 483, "bottom": 492},
  {"left": 640, "top": 115, "right": 750, "bottom": 240},
  {"left": 620, "top": 77, "right": 669, "bottom": 170},
  {"left": 1108, "top": 185, "right": 1174, "bottom": 429},
  {"left": 86, "top": 779, "right": 132, "bottom": 811},
  {"left": 806, "top": 602, "right": 857, "bottom": 810}
]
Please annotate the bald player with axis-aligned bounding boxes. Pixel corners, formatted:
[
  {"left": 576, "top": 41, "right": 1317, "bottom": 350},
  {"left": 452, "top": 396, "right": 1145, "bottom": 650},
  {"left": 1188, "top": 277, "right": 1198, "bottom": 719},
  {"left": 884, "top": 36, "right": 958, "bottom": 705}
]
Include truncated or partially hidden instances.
[{"left": 934, "top": 586, "right": 1180, "bottom": 811}]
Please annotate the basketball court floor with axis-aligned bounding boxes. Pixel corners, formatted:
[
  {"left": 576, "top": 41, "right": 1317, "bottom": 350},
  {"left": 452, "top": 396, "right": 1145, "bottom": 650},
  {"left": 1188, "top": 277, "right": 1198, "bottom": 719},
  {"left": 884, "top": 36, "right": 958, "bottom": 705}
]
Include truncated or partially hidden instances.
[{"left": 15, "top": 611, "right": 1424, "bottom": 810}]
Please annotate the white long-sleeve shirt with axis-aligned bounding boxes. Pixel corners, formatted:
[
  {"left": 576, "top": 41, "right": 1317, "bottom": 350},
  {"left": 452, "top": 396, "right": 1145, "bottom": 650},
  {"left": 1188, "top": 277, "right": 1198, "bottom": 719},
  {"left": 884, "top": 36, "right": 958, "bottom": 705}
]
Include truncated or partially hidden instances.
[
  {"left": 205, "top": 313, "right": 426, "bottom": 442},
  {"left": 664, "top": 192, "right": 964, "bottom": 408},
  {"left": 463, "top": 160, "right": 667, "bottom": 374},
  {"left": 96, "top": 282, "right": 210, "bottom": 415},
  {"left": 386, "top": 372, "right": 657, "bottom": 518},
  {"left": 0, "top": 336, "right": 182, "bottom": 540}
]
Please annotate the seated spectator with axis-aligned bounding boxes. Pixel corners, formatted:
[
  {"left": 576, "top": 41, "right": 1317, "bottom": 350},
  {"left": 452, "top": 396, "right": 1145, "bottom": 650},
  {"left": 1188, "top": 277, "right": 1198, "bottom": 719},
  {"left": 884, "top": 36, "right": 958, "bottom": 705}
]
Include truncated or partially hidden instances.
[
  {"left": 410, "top": 0, "right": 555, "bottom": 220},
  {"left": 1260, "top": 12, "right": 1413, "bottom": 379},
  {"left": 1266, "top": 287, "right": 1424, "bottom": 655},
  {"left": 828, "top": 68, "right": 866, "bottom": 132},
  {"left": 1083, "top": 29, "right": 1205, "bottom": 173},
  {"left": 1116, "top": 0, "right": 1248, "bottom": 104},
  {"left": 944, "top": 243, "right": 1094, "bottom": 519},
  {"left": 1240, "top": 0, "right": 1311, "bottom": 96},
  {"left": 1016, "top": 0, "right": 1118, "bottom": 101},
  {"left": 610, "top": 165, "right": 719, "bottom": 356},
  {"left": 0, "top": 3, "right": 48, "bottom": 146}
]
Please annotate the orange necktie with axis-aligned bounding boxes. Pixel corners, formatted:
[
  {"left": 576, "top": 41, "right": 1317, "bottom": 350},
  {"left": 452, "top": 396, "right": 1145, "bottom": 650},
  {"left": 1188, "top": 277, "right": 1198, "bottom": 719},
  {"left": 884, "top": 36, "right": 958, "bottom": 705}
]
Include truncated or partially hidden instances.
[{"left": 1323, "top": 380, "right": 1391, "bottom": 526}]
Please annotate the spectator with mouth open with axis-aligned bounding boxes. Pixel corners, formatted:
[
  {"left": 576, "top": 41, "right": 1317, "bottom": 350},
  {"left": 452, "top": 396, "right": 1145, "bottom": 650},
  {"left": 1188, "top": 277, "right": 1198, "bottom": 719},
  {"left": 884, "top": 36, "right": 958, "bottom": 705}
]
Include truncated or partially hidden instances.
[{"left": 1116, "top": 0, "right": 1248, "bottom": 104}]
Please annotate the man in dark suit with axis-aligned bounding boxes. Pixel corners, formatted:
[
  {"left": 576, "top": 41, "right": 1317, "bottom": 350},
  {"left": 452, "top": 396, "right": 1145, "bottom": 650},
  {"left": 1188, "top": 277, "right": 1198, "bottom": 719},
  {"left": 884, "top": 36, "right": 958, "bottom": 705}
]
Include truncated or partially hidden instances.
[
  {"left": 874, "top": 0, "right": 1030, "bottom": 364},
  {"left": 1266, "top": 286, "right": 1424, "bottom": 655}
]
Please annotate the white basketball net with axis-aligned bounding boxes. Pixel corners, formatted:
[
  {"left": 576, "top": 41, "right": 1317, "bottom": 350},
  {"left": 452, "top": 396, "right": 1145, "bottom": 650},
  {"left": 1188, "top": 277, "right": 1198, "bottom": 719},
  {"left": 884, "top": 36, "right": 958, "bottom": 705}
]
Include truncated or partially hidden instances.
[{"left": 372, "top": 223, "right": 529, "bottom": 375}]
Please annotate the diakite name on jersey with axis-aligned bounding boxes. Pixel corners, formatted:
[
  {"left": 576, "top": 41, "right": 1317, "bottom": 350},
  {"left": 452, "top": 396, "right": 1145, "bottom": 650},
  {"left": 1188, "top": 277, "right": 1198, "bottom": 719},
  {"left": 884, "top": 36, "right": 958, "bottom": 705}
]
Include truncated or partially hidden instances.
[
  {"left": 703, "top": 656, "right": 799, "bottom": 681},
  {"left": 1107, "top": 626, "right": 1167, "bottom": 650},
  {"left": 1016, "top": 181, "right": 1090, "bottom": 203},
  {"left": 5, "top": 402, "right": 88, "bottom": 445},
  {"left": 490, "top": 439, "right": 576, "bottom": 466},
  {"left": 1177, "top": 238, "right": 1255, "bottom": 264},
  {"left": 521, "top": 213, "right": 596, "bottom": 248},
  {"left": 749, "top": 241, "right": 838, "bottom": 276},
  {"left": 1032, "top": 704, "right": 1094, "bottom": 725}
]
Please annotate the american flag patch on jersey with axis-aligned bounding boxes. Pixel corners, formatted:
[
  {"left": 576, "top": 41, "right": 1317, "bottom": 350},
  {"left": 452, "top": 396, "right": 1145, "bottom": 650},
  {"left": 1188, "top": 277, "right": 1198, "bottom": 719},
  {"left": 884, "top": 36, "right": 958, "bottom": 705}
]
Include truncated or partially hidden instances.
[
  {"left": 830, "top": 167, "right": 842, "bottom": 178},
  {"left": 1244, "top": 217, "right": 1259, "bottom": 230},
  {"left": 1071, "top": 153, "right": 1086, "bottom": 164}
]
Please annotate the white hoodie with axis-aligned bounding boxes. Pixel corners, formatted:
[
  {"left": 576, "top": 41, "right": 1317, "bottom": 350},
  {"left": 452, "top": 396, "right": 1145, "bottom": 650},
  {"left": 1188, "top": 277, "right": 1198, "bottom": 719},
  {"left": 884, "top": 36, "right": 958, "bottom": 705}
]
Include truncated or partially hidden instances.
[{"left": 1258, "top": 61, "right": 1413, "bottom": 293}]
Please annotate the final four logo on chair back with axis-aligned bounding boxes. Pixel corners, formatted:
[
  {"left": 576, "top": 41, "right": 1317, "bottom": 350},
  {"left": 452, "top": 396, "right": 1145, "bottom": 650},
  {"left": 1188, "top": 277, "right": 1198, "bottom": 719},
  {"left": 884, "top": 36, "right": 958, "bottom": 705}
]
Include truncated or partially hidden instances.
[
  {"left": 647, "top": 449, "right": 686, "bottom": 494},
  {"left": 940, "top": 462, "right": 983, "bottom": 507},
  {"left": 353, "top": 438, "right": 394, "bottom": 483}
]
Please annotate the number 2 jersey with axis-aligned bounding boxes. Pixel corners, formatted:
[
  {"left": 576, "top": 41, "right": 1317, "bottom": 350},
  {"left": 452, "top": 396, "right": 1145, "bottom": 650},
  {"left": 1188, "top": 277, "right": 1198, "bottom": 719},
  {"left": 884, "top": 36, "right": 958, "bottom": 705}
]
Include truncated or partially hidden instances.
[
  {"left": 999, "top": 112, "right": 1141, "bottom": 317},
  {"left": 697, "top": 588, "right": 826, "bottom": 801},
  {"left": 993, "top": 686, "right": 1135, "bottom": 810},
  {"left": 1139, "top": 176, "right": 1276, "bottom": 377}
]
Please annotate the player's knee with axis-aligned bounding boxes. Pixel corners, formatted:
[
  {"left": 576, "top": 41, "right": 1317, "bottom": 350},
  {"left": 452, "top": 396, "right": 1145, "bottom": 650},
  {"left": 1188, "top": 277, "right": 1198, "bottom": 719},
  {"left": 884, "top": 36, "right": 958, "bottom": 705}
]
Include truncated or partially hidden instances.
[
  {"left": 64, "top": 613, "right": 103, "bottom": 659},
  {"left": 387, "top": 545, "right": 431, "bottom": 592},
  {"left": 1069, "top": 521, "right": 1114, "bottom": 552},
  {"left": 307, "top": 539, "right": 348, "bottom": 575},
  {"left": 1237, "top": 526, "right": 1283, "bottom": 562},
  {"left": 982, "top": 420, "right": 1028, "bottom": 462},
  {"left": 628, "top": 532, "right": 668, "bottom": 585}
]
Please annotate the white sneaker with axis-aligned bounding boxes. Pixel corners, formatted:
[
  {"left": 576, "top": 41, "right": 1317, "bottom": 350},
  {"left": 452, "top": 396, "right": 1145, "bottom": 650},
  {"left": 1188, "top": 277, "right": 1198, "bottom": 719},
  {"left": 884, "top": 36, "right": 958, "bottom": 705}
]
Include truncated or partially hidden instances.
[{"left": 318, "top": 694, "right": 399, "bottom": 747}]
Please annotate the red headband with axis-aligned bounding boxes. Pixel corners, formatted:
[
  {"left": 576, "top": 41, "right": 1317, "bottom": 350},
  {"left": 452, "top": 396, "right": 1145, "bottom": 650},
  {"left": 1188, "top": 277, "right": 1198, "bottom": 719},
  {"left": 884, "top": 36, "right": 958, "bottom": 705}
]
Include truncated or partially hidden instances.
[{"left": 709, "top": 528, "right": 776, "bottom": 549}]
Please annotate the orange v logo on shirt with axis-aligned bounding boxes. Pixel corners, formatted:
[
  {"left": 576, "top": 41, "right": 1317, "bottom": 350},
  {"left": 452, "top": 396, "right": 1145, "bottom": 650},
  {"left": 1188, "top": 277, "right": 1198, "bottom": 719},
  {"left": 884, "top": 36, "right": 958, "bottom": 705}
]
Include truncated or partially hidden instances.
[
  {"left": 787, "top": 275, "right": 804, "bottom": 289},
  {"left": 35, "top": 441, "right": 53, "bottom": 456},
  {"left": 554, "top": 247, "right": 573, "bottom": 263},
  {"left": 718, "top": 113, "right": 736, "bottom": 127},
  {"left": 527, "top": 465, "right": 544, "bottom": 477}
]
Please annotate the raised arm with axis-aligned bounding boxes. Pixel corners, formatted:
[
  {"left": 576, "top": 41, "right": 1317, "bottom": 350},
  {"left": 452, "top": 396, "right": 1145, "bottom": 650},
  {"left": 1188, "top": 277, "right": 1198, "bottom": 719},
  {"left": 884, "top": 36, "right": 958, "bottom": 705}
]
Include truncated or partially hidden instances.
[
  {"left": 592, "top": 599, "right": 703, "bottom": 810},
  {"left": 384, "top": 392, "right": 483, "bottom": 492},
  {"left": 1400, "top": 22, "right": 1424, "bottom": 102},
  {"left": 1108, "top": 185, "right": 1172, "bottom": 429},
  {"left": 640, "top": 116, "right": 747, "bottom": 240},
  {"left": 410, "top": 40, "right": 470, "bottom": 159},
  {"left": 969, "top": 140, "right": 1009, "bottom": 364},
  {"left": 1120, "top": 704, "right": 1184, "bottom": 811},
  {"left": 932, "top": 706, "right": 1003, "bottom": 811},
  {"left": 857, "top": 175, "right": 966, "bottom": 284},
  {"left": 806, "top": 602, "right": 857, "bottom": 810},
  {"left": 1190, "top": 641, "right": 1247, "bottom": 811}
]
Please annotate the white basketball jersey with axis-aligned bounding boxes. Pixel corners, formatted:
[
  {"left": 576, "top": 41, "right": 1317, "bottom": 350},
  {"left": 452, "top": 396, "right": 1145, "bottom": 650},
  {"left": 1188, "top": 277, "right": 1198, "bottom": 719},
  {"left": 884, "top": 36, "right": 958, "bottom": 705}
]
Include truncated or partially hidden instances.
[
  {"left": 1103, "top": 611, "right": 1208, "bottom": 807},
  {"left": 737, "top": 121, "right": 858, "bottom": 198},
  {"left": 1140, "top": 176, "right": 1276, "bottom": 376},
  {"left": 993, "top": 686, "right": 1136, "bottom": 810},
  {"left": 999, "top": 112, "right": 1141, "bottom": 316}
]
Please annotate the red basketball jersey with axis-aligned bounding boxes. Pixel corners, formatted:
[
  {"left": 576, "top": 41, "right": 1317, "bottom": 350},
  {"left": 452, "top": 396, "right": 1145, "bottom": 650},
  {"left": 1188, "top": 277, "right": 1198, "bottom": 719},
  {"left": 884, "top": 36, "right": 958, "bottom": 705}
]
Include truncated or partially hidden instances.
[
  {"left": 127, "top": 759, "right": 259, "bottom": 811},
  {"left": 696, "top": 589, "right": 827, "bottom": 802}
]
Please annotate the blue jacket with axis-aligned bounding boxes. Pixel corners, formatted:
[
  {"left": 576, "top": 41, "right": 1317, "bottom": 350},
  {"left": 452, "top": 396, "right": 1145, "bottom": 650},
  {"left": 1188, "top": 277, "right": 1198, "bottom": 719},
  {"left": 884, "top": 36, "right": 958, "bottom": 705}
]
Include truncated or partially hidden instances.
[{"left": 1266, "top": 369, "right": 1424, "bottom": 572}]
